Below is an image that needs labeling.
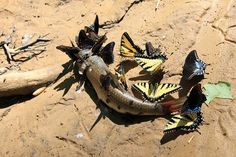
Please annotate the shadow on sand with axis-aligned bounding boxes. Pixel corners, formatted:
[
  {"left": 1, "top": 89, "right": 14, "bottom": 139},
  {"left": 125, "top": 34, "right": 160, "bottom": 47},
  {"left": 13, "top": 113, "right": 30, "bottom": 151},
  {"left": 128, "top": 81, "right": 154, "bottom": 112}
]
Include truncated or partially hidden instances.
[{"left": 160, "top": 129, "right": 198, "bottom": 144}]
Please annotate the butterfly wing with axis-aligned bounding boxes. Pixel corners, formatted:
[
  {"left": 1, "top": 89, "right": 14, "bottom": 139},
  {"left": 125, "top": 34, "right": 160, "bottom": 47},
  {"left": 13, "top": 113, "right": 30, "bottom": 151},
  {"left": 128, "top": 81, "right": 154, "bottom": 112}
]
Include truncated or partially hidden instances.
[
  {"left": 183, "top": 50, "right": 207, "bottom": 80},
  {"left": 56, "top": 45, "right": 80, "bottom": 61},
  {"left": 145, "top": 42, "right": 162, "bottom": 56},
  {"left": 163, "top": 112, "right": 198, "bottom": 133},
  {"left": 164, "top": 84, "right": 206, "bottom": 133},
  {"left": 134, "top": 54, "right": 167, "bottom": 74},
  {"left": 120, "top": 32, "right": 143, "bottom": 57},
  {"left": 133, "top": 82, "right": 182, "bottom": 102},
  {"left": 75, "top": 30, "right": 96, "bottom": 49},
  {"left": 181, "top": 84, "right": 206, "bottom": 114},
  {"left": 90, "top": 15, "right": 99, "bottom": 34},
  {"left": 98, "top": 42, "right": 115, "bottom": 65},
  {"left": 84, "top": 15, "right": 99, "bottom": 35},
  {"left": 115, "top": 64, "right": 128, "bottom": 90}
]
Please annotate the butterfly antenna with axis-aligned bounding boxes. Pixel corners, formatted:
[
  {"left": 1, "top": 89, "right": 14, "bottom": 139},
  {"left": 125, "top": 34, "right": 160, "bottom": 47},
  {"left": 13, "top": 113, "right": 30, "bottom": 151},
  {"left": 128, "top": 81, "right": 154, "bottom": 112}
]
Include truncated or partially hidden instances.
[
  {"left": 196, "top": 129, "right": 201, "bottom": 135},
  {"left": 202, "top": 121, "right": 210, "bottom": 125},
  {"left": 67, "top": 36, "right": 75, "bottom": 47}
]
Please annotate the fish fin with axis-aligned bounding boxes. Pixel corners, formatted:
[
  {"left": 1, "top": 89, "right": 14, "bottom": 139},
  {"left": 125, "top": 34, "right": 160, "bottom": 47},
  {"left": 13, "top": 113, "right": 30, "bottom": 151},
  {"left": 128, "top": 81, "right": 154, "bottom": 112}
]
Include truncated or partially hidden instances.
[
  {"left": 101, "top": 72, "right": 127, "bottom": 92},
  {"left": 100, "top": 74, "right": 112, "bottom": 91}
]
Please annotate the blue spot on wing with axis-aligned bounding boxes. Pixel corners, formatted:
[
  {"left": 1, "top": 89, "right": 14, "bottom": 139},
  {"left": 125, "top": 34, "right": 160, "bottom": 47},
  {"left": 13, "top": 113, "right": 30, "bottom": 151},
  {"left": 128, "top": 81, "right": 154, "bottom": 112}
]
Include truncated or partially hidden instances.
[
  {"left": 183, "top": 50, "right": 207, "bottom": 80},
  {"left": 181, "top": 84, "right": 206, "bottom": 115}
]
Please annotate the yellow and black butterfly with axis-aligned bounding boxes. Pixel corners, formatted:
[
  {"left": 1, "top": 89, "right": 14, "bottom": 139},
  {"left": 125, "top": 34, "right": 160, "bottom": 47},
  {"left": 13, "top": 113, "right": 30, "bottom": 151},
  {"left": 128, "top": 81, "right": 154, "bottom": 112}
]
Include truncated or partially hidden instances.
[
  {"left": 163, "top": 112, "right": 203, "bottom": 133},
  {"left": 134, "top": 54, "right": 167, "bottom": 74},
  {"left": 163, "top": 84, "right": 206, "bottom": 133},
  {"left": 120, "top": 32, "right": 167, "bottom": 74},
  {"left": 120, "top": 32, "right": 143, "bottom": 57},
  {"left": 132, "top": 82, "right": 182, "bottom": 102}
]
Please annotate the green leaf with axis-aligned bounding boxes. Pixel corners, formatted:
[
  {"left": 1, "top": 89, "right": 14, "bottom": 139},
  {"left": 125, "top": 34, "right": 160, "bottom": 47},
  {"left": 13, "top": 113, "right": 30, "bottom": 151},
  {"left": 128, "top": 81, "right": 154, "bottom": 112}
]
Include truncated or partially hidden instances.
[{"left": 203, "top": 81, "right": 233, "bottom": 105}]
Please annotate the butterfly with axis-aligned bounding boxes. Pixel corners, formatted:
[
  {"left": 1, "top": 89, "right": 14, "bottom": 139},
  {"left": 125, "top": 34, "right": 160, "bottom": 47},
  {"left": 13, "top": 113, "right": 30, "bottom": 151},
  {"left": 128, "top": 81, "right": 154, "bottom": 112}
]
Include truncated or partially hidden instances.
[
  {"left": 132, "top": 82, "right": 182, "bottom": 102},
  {"left": 181, "top": 84, "right": 206, "bottom": 114},
  {"left": 145, "top": 42, "right": 162, "bottom": 56},
  {"left": 57, "top": 33, "right": 114, "bottom": 65},
  {"left": 120, "top": 32, "right": 167, "bottom": 74},
  {"left": 134, "top": 53, "right": 167, "bottom": 74},
  {"left": 75, "top": 15, "right": 104, "bottom": 49},
  {"left": 115, "top": 64, "right": 128, "bottom": 90},
  {"left": 163, "top": 112, "right": 203, "bottom": 133},
  {"left": 120, "top": 32, "right": 143, "bottom": 57},
  {"left": 183, "top": 50, "right": 207, "bottom": 80},
  {"left": 163, "top": 84, "right": 206, "bottom": 133}
]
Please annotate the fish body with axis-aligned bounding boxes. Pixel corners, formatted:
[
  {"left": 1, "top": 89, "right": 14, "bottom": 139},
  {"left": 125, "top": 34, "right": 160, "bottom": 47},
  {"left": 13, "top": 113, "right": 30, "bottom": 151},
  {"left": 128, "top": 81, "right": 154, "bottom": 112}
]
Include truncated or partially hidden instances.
[{"left": 81, "top": 55, "right": 184, "bottom": 115}]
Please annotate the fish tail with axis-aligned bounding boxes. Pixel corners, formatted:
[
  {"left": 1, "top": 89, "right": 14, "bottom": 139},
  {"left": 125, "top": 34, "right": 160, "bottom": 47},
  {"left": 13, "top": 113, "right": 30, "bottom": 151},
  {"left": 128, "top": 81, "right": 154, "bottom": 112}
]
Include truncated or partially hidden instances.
[{"left": 161, "top": 97, "right": 187, "bottom": 114}]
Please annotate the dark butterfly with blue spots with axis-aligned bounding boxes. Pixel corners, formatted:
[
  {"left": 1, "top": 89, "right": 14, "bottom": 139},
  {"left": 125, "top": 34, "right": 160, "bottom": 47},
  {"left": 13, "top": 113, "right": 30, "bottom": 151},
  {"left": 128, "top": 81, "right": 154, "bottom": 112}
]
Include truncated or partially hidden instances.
[
  {"left": 183, "top": 50, "right": 207, "bottom": 80},
  {"left": 164, "top": 84, "right": 206, "bottom": 133},
  {"left": 181, "top": 84, "right": 206, "bottom": 114}
]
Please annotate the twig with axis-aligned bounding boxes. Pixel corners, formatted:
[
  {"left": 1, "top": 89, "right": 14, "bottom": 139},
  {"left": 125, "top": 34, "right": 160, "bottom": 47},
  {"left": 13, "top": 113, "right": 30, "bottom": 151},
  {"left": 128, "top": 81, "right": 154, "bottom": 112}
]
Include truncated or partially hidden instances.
[
  {"left": 1, "top": 34, "right": 50, "bottom": 62},
  {"left": 188, "top": 135, "right": 195, "bottom": 143},
  {"left": 3, "top": 43, "right": 13, "bottom": 61},
  {"left": 15, "top": 37, "right": 50, "bottom": 51},
  {"left": 0, "top": 67, "right": 8, "bottom": 75},
  {"left": 155, "top": 0, "right": 160, "bottom": 11}
]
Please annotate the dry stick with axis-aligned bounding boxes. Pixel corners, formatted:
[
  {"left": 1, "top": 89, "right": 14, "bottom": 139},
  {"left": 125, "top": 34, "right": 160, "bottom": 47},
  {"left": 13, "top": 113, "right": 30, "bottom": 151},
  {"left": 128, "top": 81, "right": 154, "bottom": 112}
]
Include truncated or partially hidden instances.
[
  {"left": 0, "top": 64, "right": 64, "bottom": 97},
  {"left": 1, "top": 35, "right": 50, "bottom": 63},
  {"left": 15, "top": 38, "right": 50, "bottom": 52},
  {"left": 155, "top": 0, "right": 160, "bottom": 11},
  {"left": 3, "top": 43, "right": 13, "bottom": 61},
  {"left": 188, "top": 135, "right": 195, "bottom": 143},
  {"left": 0, "top": 68, "right": 8, "bottom": 75}
]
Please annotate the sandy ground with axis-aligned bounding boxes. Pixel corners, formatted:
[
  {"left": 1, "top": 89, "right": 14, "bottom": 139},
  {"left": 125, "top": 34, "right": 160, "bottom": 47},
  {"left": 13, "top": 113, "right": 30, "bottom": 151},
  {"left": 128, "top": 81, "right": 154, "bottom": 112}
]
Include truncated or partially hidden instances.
[{"left": 0, "top": 0, "right": 236, "bottom": 156}]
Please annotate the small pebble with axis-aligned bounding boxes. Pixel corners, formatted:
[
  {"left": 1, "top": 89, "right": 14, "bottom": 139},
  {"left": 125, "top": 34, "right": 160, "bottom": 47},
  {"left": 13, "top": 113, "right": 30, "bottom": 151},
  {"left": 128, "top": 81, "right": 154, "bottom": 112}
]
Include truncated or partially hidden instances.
[{"left": 75, "top": 133, "right": 83, "bottom": 139}]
